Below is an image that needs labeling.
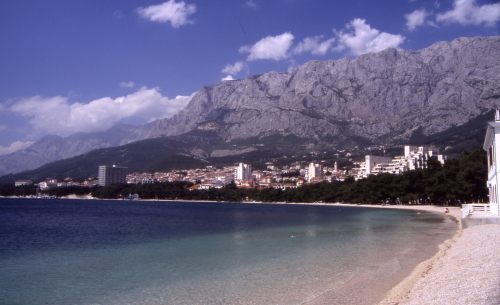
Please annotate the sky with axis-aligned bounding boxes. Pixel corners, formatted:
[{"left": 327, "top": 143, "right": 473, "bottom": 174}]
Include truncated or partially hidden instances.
[{"left": 0, "top": 0, "right": 499, "bottom": 155}]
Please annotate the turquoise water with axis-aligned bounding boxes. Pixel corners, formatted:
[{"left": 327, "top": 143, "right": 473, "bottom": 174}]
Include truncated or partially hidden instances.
[{"left": 0, "top": 199, "right": 457, "bottom": 304}]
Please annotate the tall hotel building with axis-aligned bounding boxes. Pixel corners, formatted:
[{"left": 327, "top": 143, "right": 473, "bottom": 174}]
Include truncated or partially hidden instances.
[
  {"left": 98, "top": 165, "right": 127, "bottom": 187},
  {"left": 236, "top": 163, "right": 251, "bottom": 181}
]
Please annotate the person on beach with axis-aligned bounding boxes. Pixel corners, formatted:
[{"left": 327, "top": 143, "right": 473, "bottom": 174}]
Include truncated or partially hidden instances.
[{"left": 444, "top": 208, "right": 450, "bottom": 213}]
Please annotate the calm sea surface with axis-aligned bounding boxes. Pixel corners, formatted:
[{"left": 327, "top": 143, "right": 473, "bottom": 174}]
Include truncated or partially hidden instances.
[{"left": 0, "top": 198, "right": 457, "bottom": 305}]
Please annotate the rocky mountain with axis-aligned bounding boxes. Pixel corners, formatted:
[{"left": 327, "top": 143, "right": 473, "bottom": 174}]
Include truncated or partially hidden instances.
[
  {"left": 0, "top": 123, "right": 152, "bottom": 176},
  {"left": 149, "top": 36, "right": 500, "bottom": 143},
  {"left": 1, "top": 36, "right": 499, "bottom": 177}
]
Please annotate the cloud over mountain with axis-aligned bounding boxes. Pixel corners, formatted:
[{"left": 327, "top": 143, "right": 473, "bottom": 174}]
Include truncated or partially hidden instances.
[
  {"left": 8, "top": 87, "right": 194, "bottom": 137},
  {"left": 222, "top": 61, "right": 247, "bottom": 75},
  {"left": 436, "top": 0, "right": 500, "bottom": 27},
  {"left": 293, "top": 36, "right": 336, "bottom": 55},
  {"left": 405, "top": 9, "right": 431, "bottom": 31},
  {"left": 239, "top": 32, "right": 295, "bottom": 61},
  {"left": 0, "top": 141, "right": 33, "bottom": 156},
  {"left": 335, "top": 19, "right": 405, "bottom": 56}
]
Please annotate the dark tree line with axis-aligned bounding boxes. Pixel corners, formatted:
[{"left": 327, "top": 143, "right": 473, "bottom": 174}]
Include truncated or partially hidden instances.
[
  {"left": 0, "top": 184, "right": 93, "bottom": 197},
  {"left": 0, "top": 149, "right": 488, "bottom": 206},
  {"left": 0, "top": 184, "right": 37, "bottom": 197}
]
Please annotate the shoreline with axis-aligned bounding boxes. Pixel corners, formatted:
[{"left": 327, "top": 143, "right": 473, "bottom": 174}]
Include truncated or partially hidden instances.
[
  {"left": 304, "top": 203, "right": 499, "bottom": 304},
  {"left": 357, "top": 204, "right": 499, "bottom": 305},
  {"left": 302, "top": 204, "right": 461, "bottom": 305},
  {"left": 379, "top": 223, "right": 500, "bottom": 304}
]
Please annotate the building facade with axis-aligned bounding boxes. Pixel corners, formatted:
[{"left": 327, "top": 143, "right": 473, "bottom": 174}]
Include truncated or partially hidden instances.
[
  {"left": 355, "top": 145, "right": 447, "bottom": 180},
  {"left": 362, "top": 155, "right": 393, "bottom": 178},
  {"left": 483, "top": 110, "right": 500, "bottom": 216},
  {"left": 236, "top": 163, "right": 251, "bottom": 181},
  {"left": 15, "top": 180, "right": 33, "bottom": 187},
  {"left": 98, "top": 165, "right": 127, "bottom": 187},
  {"left": 307, "top": 162, "right": 322, "bottom": 182}
]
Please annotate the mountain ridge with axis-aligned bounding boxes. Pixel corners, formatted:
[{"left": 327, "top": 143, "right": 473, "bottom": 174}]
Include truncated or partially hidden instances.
[
  {"left": 148, "top": 36, "right": 499, "bottom": 142},
  {"left": 0, "top": 36, "right": 499, "bottom": 176}
]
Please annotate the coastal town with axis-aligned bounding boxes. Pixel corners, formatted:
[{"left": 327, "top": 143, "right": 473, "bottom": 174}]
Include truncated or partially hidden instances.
[{"left": 17, "top": 145, "right": 447, "bottom": 192}]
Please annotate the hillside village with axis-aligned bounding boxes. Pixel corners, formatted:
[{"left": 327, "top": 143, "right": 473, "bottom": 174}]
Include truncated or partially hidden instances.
[
  {"left": 20, "top": 145, "right": 447, "bottom": 192},
  {"left": 128, "top": 145, "right": 446, "bottom": 190}
]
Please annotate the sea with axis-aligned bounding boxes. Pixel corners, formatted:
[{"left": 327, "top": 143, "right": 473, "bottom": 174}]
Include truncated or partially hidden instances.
[{"left": 0, "top": 198, "right": 458, "bottom": 305}]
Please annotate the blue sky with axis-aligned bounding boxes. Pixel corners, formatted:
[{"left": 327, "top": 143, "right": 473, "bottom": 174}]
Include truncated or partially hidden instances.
[{"left": 0, "top": 0, "right": 498, "bottom": 155}]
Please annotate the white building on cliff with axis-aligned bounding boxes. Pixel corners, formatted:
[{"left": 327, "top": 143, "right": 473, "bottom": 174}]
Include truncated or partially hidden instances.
[{"left": 483, "top": 109, "right": 500, "bottom": 216}]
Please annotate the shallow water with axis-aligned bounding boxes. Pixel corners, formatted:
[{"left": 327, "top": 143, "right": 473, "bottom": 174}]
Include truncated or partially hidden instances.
[{"left": 0, "top": 199, "right": 457, "bottom": 304}]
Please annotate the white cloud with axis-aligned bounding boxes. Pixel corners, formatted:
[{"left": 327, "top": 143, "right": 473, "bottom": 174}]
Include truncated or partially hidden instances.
[
  {"left": 245, "top": 1, "right": 257, "bottom": 9},
  {"left": 0, "top": 124, "right": 6, "bottom": 131},
  {"left": 9, "top": 87, "right": 195, "bottom": 136},
  {"left": 0, "top": 141, "right": 34, "bottom": 156},
  {"left": 239, "top": 32, "right": 294, "bottom": 61},
  {"left": 405, "top": 9, "right": 429, "bottom": 31},
  {"left": 221, "top": 61, "right": 247, "bottom": 75},
  {"left": 120, "top": 81, "right": 135, "bottom": 88},
  {"left": 136, "top": 0, "right": 196, "bottom": 28},
  {"left": 436, "top": 0, "right": 500, "bottom": 27},
  {"left": 221, "top": 75, "right": 236, "bottom": 81},
  {"left": 335, "top": 19, "right": 406, "bottom": 56},
  {"left": 293, "top": 36, "right": 336, "bottom": 55}
]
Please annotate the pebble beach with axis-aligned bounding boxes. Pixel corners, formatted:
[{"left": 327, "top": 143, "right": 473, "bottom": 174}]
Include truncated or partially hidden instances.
[
  {"left": 379, "top": 207, "right": 500, "bottom": 305},
  {"left": 305, "top": 204, "right": 500, "bottom": 305}
]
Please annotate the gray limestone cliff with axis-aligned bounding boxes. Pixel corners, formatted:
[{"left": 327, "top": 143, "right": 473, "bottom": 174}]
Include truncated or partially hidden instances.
[{"left": 149, "top": 36, "right": 500, "bottom": 142}]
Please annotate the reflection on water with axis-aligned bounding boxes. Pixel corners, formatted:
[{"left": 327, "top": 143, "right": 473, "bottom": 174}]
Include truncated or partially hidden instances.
[{"left": 0, "top": 199, "right": 457, "bottom": 305}]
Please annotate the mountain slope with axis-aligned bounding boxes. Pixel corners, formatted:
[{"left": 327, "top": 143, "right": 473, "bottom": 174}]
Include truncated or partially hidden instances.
[
  {"left": 149, "top": 36, "right": 500, "bottom": 143},
  {"left": 0, "top": 123, "right": 152, "bottom": 176},
  {"left": 0, "top": 135, "right": 218, "bottom": 182}
]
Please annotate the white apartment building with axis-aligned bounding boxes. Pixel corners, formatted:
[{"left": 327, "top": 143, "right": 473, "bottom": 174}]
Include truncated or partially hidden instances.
[
  {"left": 356, "top": 145, "right": 447, "bottom": 179},
  {"left": 361, "top": 155, "right": 393, "bottom": 178},
  {"left": 404, "top": 145, "right": 444, "bottom": 170},
  {"left": 483, "top": 109, "right": 500, "bottom": 216},
  {"left": 236, "top": 163, "right": 251, "bottom": 181},
  {"left": 307, "top": 162, "right": 322, "bottom": 182}
]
